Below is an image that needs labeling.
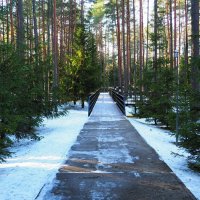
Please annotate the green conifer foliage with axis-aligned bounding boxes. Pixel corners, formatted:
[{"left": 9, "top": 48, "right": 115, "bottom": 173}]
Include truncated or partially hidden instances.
[
  {"left": 137, "top": 59, "right": 173, "bottom": 126},
  {"left": 0, "top": 42, "right": 43, "bottom": 160},
  {"left": 65, "top": 25, "right": 101, "bottom": 107}
]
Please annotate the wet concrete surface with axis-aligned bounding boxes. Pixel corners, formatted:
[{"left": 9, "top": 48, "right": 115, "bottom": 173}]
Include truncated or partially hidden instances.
[{"left": 42, "top": 93, "right": 196, "bottom": 200}]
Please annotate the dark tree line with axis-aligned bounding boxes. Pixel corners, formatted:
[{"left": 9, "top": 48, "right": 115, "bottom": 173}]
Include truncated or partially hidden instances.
[{"left": 0, "top": 0, "right": 101, "bottom": 161}]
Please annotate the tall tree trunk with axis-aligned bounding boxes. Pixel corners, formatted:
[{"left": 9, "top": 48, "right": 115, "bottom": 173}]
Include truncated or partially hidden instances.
[
  {"left": 47, "top": 0, "right": 51, "bottom": 57},
  {"left": 112, "top": 30, "right": 116, "bottom": 87},
  {"left": 32, "top": 0, "right": 39, "bottom": 65},
  {"left": 6, "top": 0, "right": 9, "bottom": 44},
  {"left": 191, "top": 0, "right": 200, "bottom": 94},
  {"left": 146, "top": 0, "right": 150, "bottom": 69},
  {"left": 26, "top": 14, "right": 29, "bottom": 61},
  {"left": 174, "top": 0, "right": 177, "bottom": 69},
  {"left": 60, "top": 0, "right": 64, "bottom": 61},
  {"left": 184, "top": 0, "right": 189, "bottom": 82},
  {"left": 10, "top": 0, "right": 14, "bottom": 43},
  {"left": 166, "top": 2, "right": 170, "bottom": 61},
  {"left": 100, "top": 23, "right": 105, "bottom": 87},
  {"left": 122, "top": 0, "right": 127, "bottom": 95},
  {"left": 68, "top": 0, "right": 72, "bottom": 57},
  {"left": 116, "top": 0, "right": 122, "bottom": 88},
  {"left": 2, "top": 0, "right": 5, "bottom": 43},
  {"left": 45, "top": 0, "right": 52, "bottom": 111},
  {"left": 16, "top": 0, "right": 25, "bottom": 55},
  {"left": 38, "top": 0, "right": 41, "bottom": 41},
  {"left": 42, "top": 0, "right": 46, "bottom": 60},
  {"left": 178, "top": 0, "right": 181, "bottom": 62},
  {"left": 169, "top": 0, "right": 173, "bottom": 69},
  {"left": 29, "top": 13, "right": 33, "bottom": 64},
  {"left": 133, "top": 0, "right": 137, "bottom": 102},
  {"left": 139, "top": 0, "right": 144, "bottom": 96},
  {"left": 71, "top": 0, "right": 76, "bottom": 56},
  {"left": 154, "top": 0, "right": 158, "bottom": 81},
  {"left": 53, "top": 0, "right": 58, "bottom": 88},
  {"left": 126, "top": 0, "right": 131, "bottom": 86}
]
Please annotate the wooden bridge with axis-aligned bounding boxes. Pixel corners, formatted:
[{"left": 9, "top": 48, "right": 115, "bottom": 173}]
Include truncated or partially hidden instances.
[{"left": 41, "top": 93, "right": 196, "bottom": 200}]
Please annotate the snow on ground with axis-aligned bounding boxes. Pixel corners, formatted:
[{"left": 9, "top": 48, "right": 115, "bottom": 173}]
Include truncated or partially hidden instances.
[
  {"left": 0, "top": 99, "right": 199, "bottom": 200},
  {"left": 0, "top": 107, "right": 88, "bottom": 200},
  {"left": 126, "top": 107, "right": 200, "bottom": 200}
]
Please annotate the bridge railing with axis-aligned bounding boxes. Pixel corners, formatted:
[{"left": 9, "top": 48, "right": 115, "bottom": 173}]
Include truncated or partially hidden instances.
[
  {"left": 88, "top": 89, "right": 100, "bottom": 116},
  {"left": 109, "top": 89, "right": 126, "bottom": 115}
]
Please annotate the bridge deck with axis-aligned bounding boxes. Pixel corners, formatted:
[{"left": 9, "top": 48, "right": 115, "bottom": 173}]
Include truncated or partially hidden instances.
[{"left": 42, "top": 93, "right": 195, "bottom": 200}]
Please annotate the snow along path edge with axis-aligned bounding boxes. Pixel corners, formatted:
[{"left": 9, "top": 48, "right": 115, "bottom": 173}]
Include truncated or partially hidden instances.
[
  {"left": 0, "top": 109, "right": 88, "bottom": 200},
  {"left": 127, "top": 117, "right": 200, "bottom": 200}
]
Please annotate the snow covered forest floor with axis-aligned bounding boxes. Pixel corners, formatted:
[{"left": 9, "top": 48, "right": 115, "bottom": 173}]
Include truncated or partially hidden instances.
[
  {"left": 0, "top": 104, "right": 199, "bottom": 200},
  {"left": 0, "top": 104, "right": 88, "bottom": 200}
]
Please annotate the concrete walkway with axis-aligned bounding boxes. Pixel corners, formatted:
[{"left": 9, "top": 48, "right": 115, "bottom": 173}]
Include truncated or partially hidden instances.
[{"left": 43, "top": 93, "right": 196, "bottom": 200}]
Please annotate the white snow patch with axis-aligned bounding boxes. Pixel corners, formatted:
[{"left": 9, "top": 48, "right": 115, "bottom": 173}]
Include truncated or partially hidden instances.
[
  {"left": 134, "top": 172, "right": 141, "bottom": 178},
  {"left": 98, "top": 136, "right": 124, "bottom": 142},
  {"left": 90, "top": 181, "right": 118, "bottom": 200},
  {"left": 125, "top": 106, "right": 134, "bottom": 116},
  {"left": 98, "top": 148, "right": 133, "bottom": 164},
  {"left": 128, "top": 117, "right": 200, "bottom": 200},
  {"left": 89, "top": 116, "right": 124, "bottom": 122},
  {"left": 85, "top": 127, "right": 124, "bottom": 130},
  {"left": 0, "top": 109, "right": 88, "bottom": 200},
  {"left": 92, "top": 170, "right": 123, "bottom": 174},
  {"left": 70, "top": 146, "right": 134, "bottom": 165}
]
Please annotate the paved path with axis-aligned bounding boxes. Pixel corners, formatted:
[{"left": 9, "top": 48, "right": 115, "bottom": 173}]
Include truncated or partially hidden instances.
[{"left": 42, "top": 93, "right": 196, "bottom": 200}]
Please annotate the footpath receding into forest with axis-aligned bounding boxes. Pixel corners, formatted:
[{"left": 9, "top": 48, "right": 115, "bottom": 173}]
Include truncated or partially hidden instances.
[{"left": 41, "top": 93, "right": 196, "bottom": 200}]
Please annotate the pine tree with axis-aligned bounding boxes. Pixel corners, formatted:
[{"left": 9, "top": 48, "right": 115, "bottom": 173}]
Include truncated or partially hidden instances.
[{"left": 65, "top": 25, "right": 101, "bottom": 108}]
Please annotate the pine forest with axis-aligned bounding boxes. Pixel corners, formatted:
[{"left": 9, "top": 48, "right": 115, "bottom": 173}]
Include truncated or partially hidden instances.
[{"left": 0, "top": 0, "right": 200, "bottom": 170}]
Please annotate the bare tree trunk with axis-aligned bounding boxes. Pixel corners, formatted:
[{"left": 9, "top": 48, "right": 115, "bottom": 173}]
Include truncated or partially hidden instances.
[
  {"left": 71, "top": 0, "right": 76, "bottom": 56},
  {"left": 178, "top": 0, "right": 181, "bottom": 64},
  {"left": 32, "top": 0, "right": 39, "bottom": 64},
  {"left": 29, "top": 13, "right": 33, "bottom": 64},
  {"left": 139, "top": 0, "right": 144, "bottom": 96},
  {"left": 169, "top": 0, "right": 173, "bottom": 69},
  {"left": 38, "top": 0, "right": 41, "bottom": 41},
  {"left": 2, "top": 0, "right": 5, "bottom": 43},
  {"left": 100, "top": 23, "right": 105, "bottom": 87},
  {"left": 68, "top": 0, "right": 72, "bottom": 57},
  {"left": 53, "top": 0, "right": 58, "bottom": 88},
  {"left": 16, "top": 0, "right": 25, "bottom": 55},
  {"left": 191, "top": 0, "right": 200, "bottom": 94},
  {"left": 42, "top": 0, "right": 46, "bottom": 60},
  {"left": 184, "top": 0, "right": 189, "bottom": 82},
  {"left": 154, "top": 0, "right": 158, "bottom": 81},
  {"left": 122, "top": 0, "right": 127, "bottom": 95},
  {"left": 6, "top": 0, "right": 9, "bottom": 44},
  {"left": 174, "top": 0, "right": 177, "bottom": 69},
  {"left": 45, "top": 0, "right": 52, "bottom": 111},
  {"left": 166, "top": 2, "right": 170, "bottom": 62},
  {"left": 146, "top": 0, "right": 150, "bottom": 69},
  {"left": 60, "top": 0, "right": 64, "bottom": 61},
  {"left": 47, "top": 0, "right": 51, "bottom": 57},
  {"left": 112, "top": 30, "right": 116, "bottom": 87},
  {"left": 133, "top": 0, "right": 137, "bottom": 102},
  {"left": 10, "top": 0, "right": 14, "bottom": 43},
  {"left": 126, "top": 0, "right": 131, "bottom": 86},
  {"left": 116, "top": 0, "right": 122, "bottom": 88}
]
